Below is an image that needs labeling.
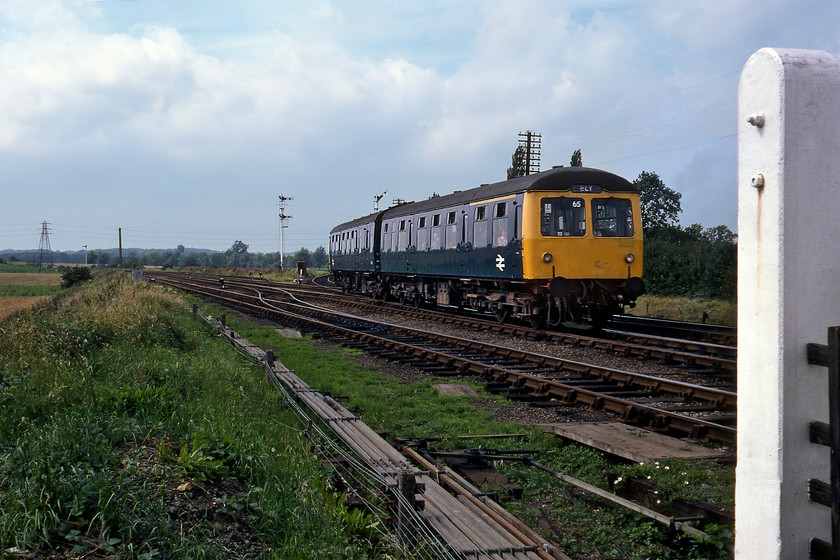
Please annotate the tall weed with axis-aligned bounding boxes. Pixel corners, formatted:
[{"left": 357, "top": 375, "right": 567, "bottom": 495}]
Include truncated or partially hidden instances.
[{"left": 0, "top": 272, "right": 381, "bottom": 557}]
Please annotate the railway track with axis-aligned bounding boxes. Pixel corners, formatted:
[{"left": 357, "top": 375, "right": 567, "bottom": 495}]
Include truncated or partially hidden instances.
[
  {"left": 149, "top": 272, "right": 736, "bottom": 444},
  {"left": 155, "top": 272, "right": 736, "bottom": 376},
  {"left": 610, "top": 314, "right": 737, "bottom": 347}
]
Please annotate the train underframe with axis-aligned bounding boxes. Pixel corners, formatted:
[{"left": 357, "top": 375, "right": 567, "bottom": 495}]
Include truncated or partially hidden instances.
[{"left": 334, "top": 271, "right": 639, "bottom": 329}]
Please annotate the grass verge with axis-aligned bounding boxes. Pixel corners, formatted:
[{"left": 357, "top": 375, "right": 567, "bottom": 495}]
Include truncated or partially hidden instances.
[
  {"left": 633, "top": 295, "right": 736, "bottom": 326},
  {"left": 0, "top": 272, "right": 389, "bottom": 559}
]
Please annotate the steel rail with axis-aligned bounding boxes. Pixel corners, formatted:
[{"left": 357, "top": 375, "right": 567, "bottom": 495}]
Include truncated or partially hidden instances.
[
  {"left": 253, "top": 281, "right": 737, "bottom": 371},
  {"left": 151, "top": 274, "right": 736, "bottom": 443},
  {"left": 260, "top": 287, "right": 737, "bottom": 411},
  {"left": 152, "top": 272, "right": 736, "bottom": 374},
  {"left": 609, "top": 314, "right": 737, "bottom": 346}
]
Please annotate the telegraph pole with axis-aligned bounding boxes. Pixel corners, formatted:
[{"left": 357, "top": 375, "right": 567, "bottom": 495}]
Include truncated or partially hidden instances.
[
  {"left": 278, "top": 195, "right": 293, "bottom": 270},
  {"left": 83, "top": 245, "right": 87, "bottom": 266},
  {"left": 518, "top": 131, "right": 542, "bottom": 175}
]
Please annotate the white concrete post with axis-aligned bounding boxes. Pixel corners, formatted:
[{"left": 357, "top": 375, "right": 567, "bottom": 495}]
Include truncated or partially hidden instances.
[{"left": 737, "top": 48, "right": 840, "bottom": 559}]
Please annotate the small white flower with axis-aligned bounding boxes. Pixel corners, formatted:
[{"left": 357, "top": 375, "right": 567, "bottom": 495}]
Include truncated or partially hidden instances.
[
  {"left": 664, "top": 466, "right": 670, "bottom": 470},
  {"left": 684, "top": 481, "right": 690, "bottom": 485},
  {"left": 647, "top": 475, "right": 651, "bottom": 480}
]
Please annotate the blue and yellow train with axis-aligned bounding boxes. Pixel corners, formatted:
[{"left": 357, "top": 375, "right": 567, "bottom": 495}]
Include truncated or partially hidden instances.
[{"left": 329, "top": 166, "right": 644, "bottom": 328}]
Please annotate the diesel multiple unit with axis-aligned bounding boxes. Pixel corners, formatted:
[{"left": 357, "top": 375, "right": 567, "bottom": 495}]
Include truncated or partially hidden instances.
[{"left": 329, "top": 166, "right": 644, "bottom": 327}]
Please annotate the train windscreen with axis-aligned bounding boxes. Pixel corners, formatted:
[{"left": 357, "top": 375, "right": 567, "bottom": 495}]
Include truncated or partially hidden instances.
[
  {"left": 541, "top": 197, "right": 585, "bottom": 237},
  {"left": 592, "top": 198, "right": 634, "bottom": 237}
]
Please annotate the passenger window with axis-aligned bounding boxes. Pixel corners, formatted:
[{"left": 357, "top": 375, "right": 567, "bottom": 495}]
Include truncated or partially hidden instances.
[
  {"left": 383, "top": 223, "right": 391, "bottom": 252},
  {"left": 492, "top": 202, "right": 509, "bottom": 247},
  {"left": 474, "top": 214, "right": 488, "bottom": 247},
  {"left": 445, "top": 211, "right": 458, "bottom": 249},
  {"left": 475, "top": 206, "right": 486, "bottom": 221},
  {"left": 398, "top": 223, "right": 408, "bottom": 250},
  {"left": 417, "top": 216, "right": 429, "bottom": 250},
  {"left": 540, "top": 198, "right": 586, "bottom": 237},
  {"left": 592, "top": 198, "right": 634, "bottom": 237}
]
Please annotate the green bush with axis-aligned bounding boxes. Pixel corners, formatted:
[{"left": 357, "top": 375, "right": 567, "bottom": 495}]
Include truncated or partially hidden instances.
[{"left": 60, "top": 267, "right": 92, "bottom": 288}]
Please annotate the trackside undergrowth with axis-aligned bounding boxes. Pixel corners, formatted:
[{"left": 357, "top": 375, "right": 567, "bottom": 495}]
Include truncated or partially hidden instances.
[{"left": 0, "top": 272, "right": 389, "bottom": 559}]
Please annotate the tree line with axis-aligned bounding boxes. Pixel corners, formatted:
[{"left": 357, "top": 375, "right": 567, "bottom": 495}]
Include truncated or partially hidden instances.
[
  {"left": 2, "top": 243, "right": 330, "bottom": 271},
  {"left": 120, "top": 242, "right": 329, "bottom": 270},
  {"left": 634, "top": 170, "right": 736, "bottom": 300}
]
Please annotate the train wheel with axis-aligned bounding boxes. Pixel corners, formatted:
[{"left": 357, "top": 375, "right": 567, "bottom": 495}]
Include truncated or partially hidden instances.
[{"left": 527, "top": 309, "right": 545, "bottom": 329}]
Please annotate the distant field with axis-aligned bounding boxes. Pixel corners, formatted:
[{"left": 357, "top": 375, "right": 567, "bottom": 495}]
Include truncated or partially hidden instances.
[
  {"left": 0, "top": 296, "right": 48, "bottom": 321},
  {"left": 0, "top": 272, "right": 62, "bottom": 320},
  {"left": 0, "top": 272, "right": 61, "bottom": 286}
]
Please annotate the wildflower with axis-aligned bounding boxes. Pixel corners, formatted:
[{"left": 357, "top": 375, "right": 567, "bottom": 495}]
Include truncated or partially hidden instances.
[
  {"left": 647, "top": 475, "right": 651, "bottom": 480},
  {"left": 684, "top": 481, "right": 690, "bottom": 485},
  {"left": 664, "top": 466, "right": 670, "bottom": 470}
]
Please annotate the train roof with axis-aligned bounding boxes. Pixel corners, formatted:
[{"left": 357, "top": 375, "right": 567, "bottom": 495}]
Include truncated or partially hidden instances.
[{"left": 330, "top": 166, "right": 634, "bottom": 233}]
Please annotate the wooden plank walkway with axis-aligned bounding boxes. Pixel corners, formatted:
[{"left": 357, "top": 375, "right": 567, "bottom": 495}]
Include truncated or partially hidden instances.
[
  {"left": 537, "top": 422, "right": 730, "bottom": 463},
  {"left": 434, "top": 383, "right": 479, "bottom": 397}
]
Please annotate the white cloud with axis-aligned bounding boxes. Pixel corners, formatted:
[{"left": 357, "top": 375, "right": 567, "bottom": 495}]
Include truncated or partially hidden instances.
[{"left": 2, "top": 0, "right": 839, "bottom": 251}]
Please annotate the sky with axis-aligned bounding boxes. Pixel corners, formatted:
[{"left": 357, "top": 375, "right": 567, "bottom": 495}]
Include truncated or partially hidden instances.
[{"left": 1, "top": 1, "right": 839, "bottom": 254}]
